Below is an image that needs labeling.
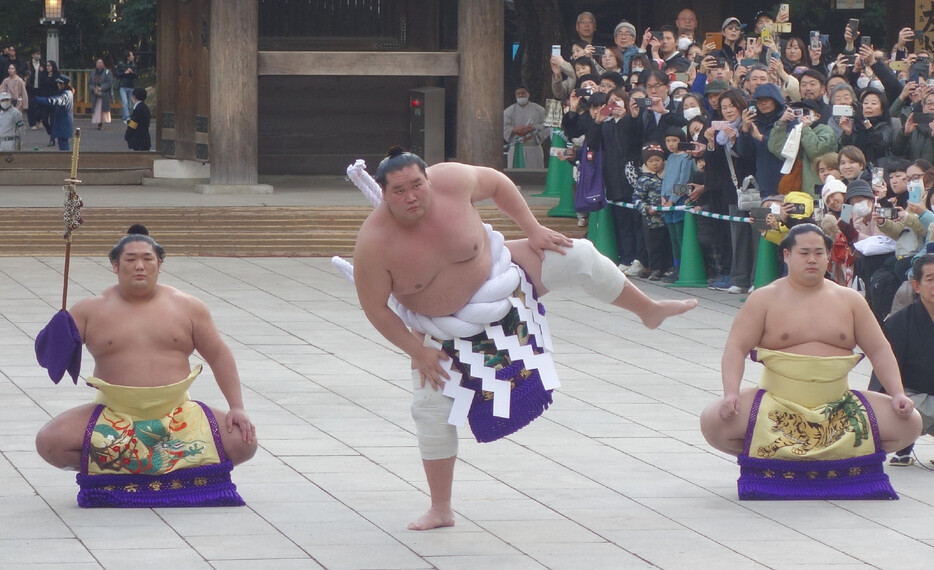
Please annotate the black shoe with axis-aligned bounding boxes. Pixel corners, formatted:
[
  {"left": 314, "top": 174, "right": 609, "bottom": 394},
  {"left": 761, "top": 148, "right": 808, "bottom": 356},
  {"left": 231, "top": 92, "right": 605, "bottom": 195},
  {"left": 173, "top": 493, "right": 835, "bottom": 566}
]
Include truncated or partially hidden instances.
[
  {"left": 47, "top": 139, "right": 55, "bottom": 147},
  {"left": 648, "top": 269, "right": 663, "bottom": 281}
]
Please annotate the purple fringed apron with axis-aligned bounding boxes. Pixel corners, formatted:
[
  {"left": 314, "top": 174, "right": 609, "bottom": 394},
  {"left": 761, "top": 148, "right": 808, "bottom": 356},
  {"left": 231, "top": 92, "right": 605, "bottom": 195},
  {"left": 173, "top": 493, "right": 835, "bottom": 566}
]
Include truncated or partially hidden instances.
[
  {"left": 737, "top": 349, "right": 897, "bottom": 500},
  {"left": 76, "top": 370, "right": 244, "bottom": 508}
]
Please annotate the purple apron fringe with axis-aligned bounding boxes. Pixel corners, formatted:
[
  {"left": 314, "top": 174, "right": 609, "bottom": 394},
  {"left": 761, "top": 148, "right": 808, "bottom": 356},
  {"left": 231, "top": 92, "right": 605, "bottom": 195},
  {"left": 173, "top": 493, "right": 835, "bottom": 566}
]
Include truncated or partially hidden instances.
[
  {"left": 737, "top": 389, "right": 898, "bottom": 500},
  {"left": 77, "top": 460, "right": 245, "bottom": 508},
  {"left": 467, "top": 360, "right": 553, "bottom": 443},
  {"left": 77, "top": 400, "right": 245, "bottom": 508}
]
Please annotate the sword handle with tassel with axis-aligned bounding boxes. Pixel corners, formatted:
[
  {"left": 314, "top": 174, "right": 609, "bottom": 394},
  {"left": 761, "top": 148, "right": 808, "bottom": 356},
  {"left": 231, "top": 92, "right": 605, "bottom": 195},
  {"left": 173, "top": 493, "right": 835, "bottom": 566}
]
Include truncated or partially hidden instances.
[{"left": 61, "top": 128, "right": 83, "bottom": 311}]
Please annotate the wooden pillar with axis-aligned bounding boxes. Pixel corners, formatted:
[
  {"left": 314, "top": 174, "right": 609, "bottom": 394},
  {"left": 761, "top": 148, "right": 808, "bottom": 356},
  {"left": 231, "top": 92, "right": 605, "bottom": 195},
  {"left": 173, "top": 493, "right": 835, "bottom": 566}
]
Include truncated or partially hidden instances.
[
  {"left": 199, "top": 0, "right": 271, "bottom": 193},
  {"left": 456, "top": 0, "right": 504, "bottom": 168}
]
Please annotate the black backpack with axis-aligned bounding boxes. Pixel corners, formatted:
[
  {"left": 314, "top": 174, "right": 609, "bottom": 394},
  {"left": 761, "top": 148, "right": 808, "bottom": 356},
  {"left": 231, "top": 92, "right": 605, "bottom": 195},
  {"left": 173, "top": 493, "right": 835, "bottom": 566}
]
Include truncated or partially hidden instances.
[{"left": 866, "top": 260, "right": 900, "bottom": 324}]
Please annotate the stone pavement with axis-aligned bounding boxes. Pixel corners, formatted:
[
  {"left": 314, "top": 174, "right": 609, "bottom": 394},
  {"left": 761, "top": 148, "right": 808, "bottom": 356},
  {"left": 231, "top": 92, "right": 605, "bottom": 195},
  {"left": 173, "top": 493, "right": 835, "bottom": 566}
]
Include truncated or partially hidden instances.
[{"left": 2, "top": 181, "right": 934, "bottom": 569}]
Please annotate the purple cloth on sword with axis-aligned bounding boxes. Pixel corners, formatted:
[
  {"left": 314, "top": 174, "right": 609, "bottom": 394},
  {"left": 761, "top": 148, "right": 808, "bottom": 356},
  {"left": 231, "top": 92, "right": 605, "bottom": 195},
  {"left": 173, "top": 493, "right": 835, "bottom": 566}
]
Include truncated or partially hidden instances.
[{"left": 35, "top": 310, "right": 83, "bottom": 384}]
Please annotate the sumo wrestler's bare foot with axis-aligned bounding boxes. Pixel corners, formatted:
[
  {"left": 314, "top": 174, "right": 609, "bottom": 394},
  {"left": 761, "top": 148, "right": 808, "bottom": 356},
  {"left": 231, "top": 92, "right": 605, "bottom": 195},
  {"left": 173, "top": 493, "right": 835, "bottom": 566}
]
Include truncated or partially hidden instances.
[
  {"left": 408, "top": 504, "right": 455, "bottom": 531},
  {"left": 639, "top": 298, "right": 698, "bottom": 330}
]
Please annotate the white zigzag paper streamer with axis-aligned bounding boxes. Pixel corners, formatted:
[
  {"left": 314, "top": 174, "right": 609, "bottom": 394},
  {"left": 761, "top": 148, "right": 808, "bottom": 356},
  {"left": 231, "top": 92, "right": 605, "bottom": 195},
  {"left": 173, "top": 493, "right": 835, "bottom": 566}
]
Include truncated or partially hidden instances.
[{"left": 454, "top": 337, "right": 512, "bottom": 418}]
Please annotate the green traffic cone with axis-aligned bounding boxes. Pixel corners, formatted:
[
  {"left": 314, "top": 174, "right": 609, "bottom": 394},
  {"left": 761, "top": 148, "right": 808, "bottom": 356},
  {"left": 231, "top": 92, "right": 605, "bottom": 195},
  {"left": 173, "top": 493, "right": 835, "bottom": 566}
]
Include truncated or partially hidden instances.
[
  {"left": 673, "top": 210, "right": 708, "bottom": 287},
  {"left": 535, "top": 130, "right": 571, "bottom": 198},
  {"left": 586, "top": 205, "right": 618, "bottom": 261},
  {"left": 753, "top": 235, "right": 780, "bottom": 289},
  {"left": 512, "top": 139, "right": 526, "bottom": 168}
]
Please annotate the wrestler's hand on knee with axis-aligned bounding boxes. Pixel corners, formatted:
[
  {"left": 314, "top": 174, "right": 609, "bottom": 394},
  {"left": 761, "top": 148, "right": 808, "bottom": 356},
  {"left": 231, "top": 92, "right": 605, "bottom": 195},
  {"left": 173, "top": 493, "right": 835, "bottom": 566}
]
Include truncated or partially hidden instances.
[
  {"left": 719, "top": 394, "right": 740, "bottom": 420},
  {"left": 227, "top": 407, "right": 256, "bottom": 444},
  {"left": 890, "top": 394, "right": 915, "bottom": 417},
  {"left": 414, "top": 346, "right": 450, "bottom": 391},
  {"left": 527, "top": 225, "right": 573, "bottom": 259}
]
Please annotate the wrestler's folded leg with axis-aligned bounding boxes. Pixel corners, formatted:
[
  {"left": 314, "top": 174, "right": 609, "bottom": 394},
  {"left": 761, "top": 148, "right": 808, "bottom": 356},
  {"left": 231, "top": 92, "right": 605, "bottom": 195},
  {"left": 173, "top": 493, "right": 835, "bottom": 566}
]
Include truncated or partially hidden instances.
[
  {"left": 411, "top": 370, "right": 458, "bottom": 460},
  {"left": 540, "top": 239, "right": 627, "bottom": 303}
]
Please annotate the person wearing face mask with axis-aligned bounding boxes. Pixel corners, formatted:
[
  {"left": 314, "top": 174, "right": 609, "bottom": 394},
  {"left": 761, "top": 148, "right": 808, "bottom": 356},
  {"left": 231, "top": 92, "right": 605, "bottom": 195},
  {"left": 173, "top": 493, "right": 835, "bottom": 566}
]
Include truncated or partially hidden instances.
[
  {"left": 0, "top": 92, "right": 24, "bottom": 151},
  {"left": 680, "top": 93, "right": 706, "bottom": 124},
  {"left": 839, "top": 89, "right": 894, "bottom": 167},
  {"left": 844, "top": 179, "right": 896, "bottom": 290},
  {"left": 503, "top": 86, "right": 548, "bottom": 169}
]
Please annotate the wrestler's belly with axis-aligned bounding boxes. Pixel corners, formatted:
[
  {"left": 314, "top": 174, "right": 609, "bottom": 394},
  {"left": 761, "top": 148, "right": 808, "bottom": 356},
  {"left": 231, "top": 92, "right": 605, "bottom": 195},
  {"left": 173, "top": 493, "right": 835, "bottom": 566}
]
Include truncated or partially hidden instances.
[
  {"left": 91, "top": 353, "right": 195, "bottom": 387},
  {"left": 395, "top": 257, "right": 491, "bottom": 317},
  {"left": 762, "top": 340, "right": 855, "bottom": 358}
]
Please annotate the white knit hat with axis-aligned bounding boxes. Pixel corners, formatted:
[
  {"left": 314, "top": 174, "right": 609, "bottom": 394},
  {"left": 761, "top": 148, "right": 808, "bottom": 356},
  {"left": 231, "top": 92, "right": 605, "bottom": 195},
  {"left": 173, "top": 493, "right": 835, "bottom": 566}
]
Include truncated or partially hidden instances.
[{"left": 821, "top": 175, "right": 847, "bottom": 205}]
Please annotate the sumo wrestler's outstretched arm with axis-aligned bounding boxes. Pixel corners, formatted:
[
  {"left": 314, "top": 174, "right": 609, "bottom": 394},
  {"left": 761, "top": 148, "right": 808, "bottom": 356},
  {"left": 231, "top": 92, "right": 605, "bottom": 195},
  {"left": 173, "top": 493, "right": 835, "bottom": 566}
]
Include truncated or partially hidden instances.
[
  {"left": 189, "top": 295, "right": 256, "bottom": 443},
  {"left": 353, "top": 241, "right": 450, "bottom": 391}
]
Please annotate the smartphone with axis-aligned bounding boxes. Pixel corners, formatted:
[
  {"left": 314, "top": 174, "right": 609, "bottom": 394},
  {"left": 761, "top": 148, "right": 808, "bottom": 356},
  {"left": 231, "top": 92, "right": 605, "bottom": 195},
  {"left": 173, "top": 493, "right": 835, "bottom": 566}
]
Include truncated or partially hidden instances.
[
  {"left": 914, "top": 112, "right": 934, "bottom": 125},
  {"left": 778, "top": 3, "right": 789, "bottom": 19},
  {"left": 792, "top": 108, "right": 804, "bottom": 118},
  {"left": 676, "top": 142, "right": 695, "bottom": 151},
  {"left": 847, "top": 19, "right": 860, "bottom": 35},
  {"left": 593, "top": 46, "right": 606, "bottom": 57},
  {"left": 928, "top": 79, "right": 934, "bottom": 90},
  {"left": 876, "top": 207, "right": 898, "bottom": 220},
  {"left": 714, "top": 58, "right": 728, "bottom": 68},
  {"left": 693, "top": 53, "right": 705, "bottom": 66},
  {"left": 761, "top": 26, "right": 771, "bottom": 42},
  {"left": 551, "top": 44, "right": 561, "bottom": 57},
  {"left": 599, "top": 102, "right": 614, "bottom": 117},
  {"left": 888, "top": 61, "right": 908, "bottom": 72},
  {"left": 789, "top": 203, "right": 806, "bottom": 215},
  {"left": 840, "top": 203, "right": 853, "bottom": 224},
  {"left": 772, "top": 23, "right": 792, "bottom": 34},
  {"left": 747, "top": 104, "right": 758, "bottom": 114},
  {"left": 750, "top": 208, "right": 771, "bottom": 231},
  {"left": 908, "top": 180, "right": 924, "bottom": 203},
  {"left": 671, "top": 72, "right": 690, "bottom": 83},
  {"left": 673, "top": 183, "right": 693, "bottom": 195},
  {"left": 861, "top": 36, "right": 872, "bottom": 48},
  {"left": 842, "top": 54, "right": 857, "bottom": 66},
  {"left": 651, "top": 31, "right": 664, "bottom": 42},
  {"left": 910, "top": 61, "right": 931, "bottom": 83},
  {"left": 740, "top": 58, "right": 759, "bottom": 67},
  {"left": 711, "top": 120, "right": 730, "bottom": 131},
  {"left": 832, "top": 104, "right": 854, "bottom": 117},
  {"left": 574, "top": 87, "right": 593, "bottom": 97},
  {"left": 810, "top": 31, "right": 821, "bottom": 51},
  {"left": 636, "top": 97, "right": 653, "bottom": 109},
  {"left": 872, "top": 167, "right": 885, "bottom": 187},
  {"left": 706, "top": 32, "right": 723, "bottom": 50},
  {"left": 770, "top": 51, "right": 781, "bottom": 60}
]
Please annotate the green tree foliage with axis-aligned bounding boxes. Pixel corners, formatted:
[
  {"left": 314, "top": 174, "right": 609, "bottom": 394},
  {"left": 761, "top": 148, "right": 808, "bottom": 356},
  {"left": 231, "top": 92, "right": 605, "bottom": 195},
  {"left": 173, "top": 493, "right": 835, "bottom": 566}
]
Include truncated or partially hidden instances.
[{"left": 0, "top": 0, "right": 155, "bottom": 69}]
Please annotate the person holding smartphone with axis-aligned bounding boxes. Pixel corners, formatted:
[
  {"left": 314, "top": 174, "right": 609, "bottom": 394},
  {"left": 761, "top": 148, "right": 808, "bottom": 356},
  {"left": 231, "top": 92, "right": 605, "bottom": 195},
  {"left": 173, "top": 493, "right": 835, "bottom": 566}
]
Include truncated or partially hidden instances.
[
  {"left": 893, "top": 91, "right": 934, "bottom": 163},
  {"left": 839, "top": 89, "right": 894, "bottom": 167}
]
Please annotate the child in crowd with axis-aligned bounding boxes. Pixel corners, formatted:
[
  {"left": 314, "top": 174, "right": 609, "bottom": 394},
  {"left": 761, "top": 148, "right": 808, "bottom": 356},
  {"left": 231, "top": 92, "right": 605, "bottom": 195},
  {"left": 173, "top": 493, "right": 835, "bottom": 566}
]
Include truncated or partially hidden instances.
[
  {"left": 659, "top": 127, "right": 695, "bottom": 283},
  {"left": 633, "top": 143, "right": 673, "bottom": 280}
]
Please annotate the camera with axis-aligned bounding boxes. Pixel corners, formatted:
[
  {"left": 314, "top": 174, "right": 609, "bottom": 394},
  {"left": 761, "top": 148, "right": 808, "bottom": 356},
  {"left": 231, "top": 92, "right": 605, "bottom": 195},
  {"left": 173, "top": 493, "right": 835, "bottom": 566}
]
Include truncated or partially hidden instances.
[
  {"left": 792, "top": 108, "right": 804, "bottom": 118},
  {"left": 673, "top": 184, "right": 693, "bottom": 196},
  {"left": 574, "top": 87, "right": 594, "bottom": 98},
  {"left": 832, "top": 105, "right": 854, "bottom": 117},
  {"left": 876, "top": 207, "right": 898, "bottom": 220}
]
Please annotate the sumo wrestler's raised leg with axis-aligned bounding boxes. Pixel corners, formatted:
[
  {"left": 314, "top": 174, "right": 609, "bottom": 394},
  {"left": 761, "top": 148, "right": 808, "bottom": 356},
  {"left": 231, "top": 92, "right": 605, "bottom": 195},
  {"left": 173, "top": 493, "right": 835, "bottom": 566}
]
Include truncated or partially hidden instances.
[
  {"left": 409, "top": 370, "right": 457, "bottom": 531},
  {"left": 35, "top": 403, "right": 100, "bottom": 470},
  {"left": 209, "top": 407, "right": 259, "bottom": 465},
  {"left": 854, "top": 391, "right": 922, "bottom": 453},
  {"left": 699, "top": 388, "right": 760, "bottom": 456},
  {"left": 506, "top": 239, "right": 697, "bottom": 329}
]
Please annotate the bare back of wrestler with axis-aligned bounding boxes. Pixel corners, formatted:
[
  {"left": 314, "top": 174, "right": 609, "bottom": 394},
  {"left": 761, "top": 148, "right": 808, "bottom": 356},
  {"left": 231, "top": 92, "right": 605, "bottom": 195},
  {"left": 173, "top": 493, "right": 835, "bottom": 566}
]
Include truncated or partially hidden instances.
[
  {"left": 35, "top": 239, "right": 257, "bottom": 471},
  {"left": 700, "top": 227, "right": 921, "bottom": 456}
]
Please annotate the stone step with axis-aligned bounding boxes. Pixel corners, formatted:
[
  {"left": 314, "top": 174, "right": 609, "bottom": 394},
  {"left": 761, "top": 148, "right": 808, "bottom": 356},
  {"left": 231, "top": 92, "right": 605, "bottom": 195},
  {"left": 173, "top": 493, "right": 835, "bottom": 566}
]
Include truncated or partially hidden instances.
[{"left": 0, "top": 206, "right": 584, "bottom": 257}]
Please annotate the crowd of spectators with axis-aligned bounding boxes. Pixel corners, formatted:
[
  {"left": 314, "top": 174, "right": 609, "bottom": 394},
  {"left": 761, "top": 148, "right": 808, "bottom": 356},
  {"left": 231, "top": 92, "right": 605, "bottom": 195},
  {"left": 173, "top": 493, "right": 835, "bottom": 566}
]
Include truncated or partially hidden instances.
[{"left": 543, "top": 8, "right": 934, "bottom": 310}]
